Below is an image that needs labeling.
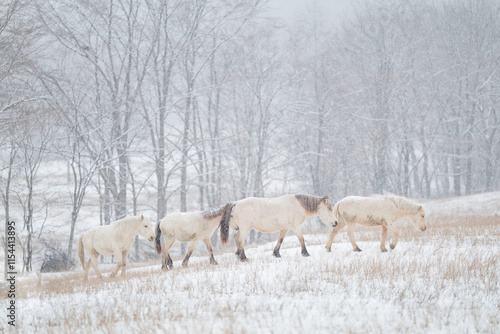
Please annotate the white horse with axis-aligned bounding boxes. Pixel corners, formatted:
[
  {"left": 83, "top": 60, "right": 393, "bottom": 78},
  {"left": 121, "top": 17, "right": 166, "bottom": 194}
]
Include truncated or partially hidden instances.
[
  {"left": 223, "top": 194, "right": 337, "bottom": 261},
  {"left": 77, "top": 215, "right": 155, "bottom": 280},
  {"left": 325, "top": 195, "right": 427, "bottom": 252},
  {"left": 155, "top": 203, "right": 234, "bottom": 269}
]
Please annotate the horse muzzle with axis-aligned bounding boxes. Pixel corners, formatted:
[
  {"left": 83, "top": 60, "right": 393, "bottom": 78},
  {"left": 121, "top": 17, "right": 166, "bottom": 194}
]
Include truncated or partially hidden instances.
[
  {"left": 420, "top": 227, "right": 427, "bottom": 232},
  {"left": 331, "top": 221, "right": 338, "bottom": 228}
]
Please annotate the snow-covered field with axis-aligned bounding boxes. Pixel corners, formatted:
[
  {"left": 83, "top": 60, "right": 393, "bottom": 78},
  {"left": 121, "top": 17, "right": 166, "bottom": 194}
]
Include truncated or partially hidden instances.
[{"left": 3, "top": 193, "right": 500, "bottom": 333}]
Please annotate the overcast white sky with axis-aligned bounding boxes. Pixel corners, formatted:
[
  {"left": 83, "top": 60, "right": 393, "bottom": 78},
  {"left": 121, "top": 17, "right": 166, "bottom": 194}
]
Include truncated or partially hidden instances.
[{"left": 269, "top": 0, "right": 354, "bottom": 24}]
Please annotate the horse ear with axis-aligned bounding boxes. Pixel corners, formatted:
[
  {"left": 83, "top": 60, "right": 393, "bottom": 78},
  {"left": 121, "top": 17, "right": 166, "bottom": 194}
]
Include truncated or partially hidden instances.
[
  {"left": 141, "top": 214, "right": 144, "bottom": 221},
  {"left": 418, "top": 206, "right": 423, "bottom": 211},
  {"left": 321, "top": 195, "right": 333, "bottom": 210}
]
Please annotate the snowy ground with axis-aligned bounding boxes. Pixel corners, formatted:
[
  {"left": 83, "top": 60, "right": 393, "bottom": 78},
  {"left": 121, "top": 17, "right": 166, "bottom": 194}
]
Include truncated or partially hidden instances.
[
  {"left": 2, "top": 193, "right": 500, "bottom": 333},
  {"left": 422, "top": 191, "right": 500, "bottom": 217}
]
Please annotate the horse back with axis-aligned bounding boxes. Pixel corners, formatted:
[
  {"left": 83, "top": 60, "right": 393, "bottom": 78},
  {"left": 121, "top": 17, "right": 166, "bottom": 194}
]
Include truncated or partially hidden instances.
[
  {"left": 233, "top": 195, "right": 305, "bottom": 232},
  {"left": 236, "top": 195, "right": 298, "bottom": 216},
  {"left": 338, "top": 196, "right": 398, "bottom": 223}
]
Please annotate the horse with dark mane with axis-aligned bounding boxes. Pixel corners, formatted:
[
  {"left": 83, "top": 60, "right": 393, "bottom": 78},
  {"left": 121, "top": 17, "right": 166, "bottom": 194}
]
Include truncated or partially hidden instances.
[
  {"left": 155, "top": 203, "right": 234, "bottom": 269},
  {"left": 219, "top": 194, "right": 337, "bottom": 261}
]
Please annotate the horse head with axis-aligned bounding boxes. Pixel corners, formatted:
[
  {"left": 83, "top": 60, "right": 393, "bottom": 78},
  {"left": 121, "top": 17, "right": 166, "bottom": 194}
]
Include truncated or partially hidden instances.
[
  {"left": 138, "top": 215, "right": 155, "bottom": 241},
  {"left": 410, "top": 206, "right": 427, "bottom": 232},
  {"left": 318, "top": 196, "right": 337, "bottom": 228}
]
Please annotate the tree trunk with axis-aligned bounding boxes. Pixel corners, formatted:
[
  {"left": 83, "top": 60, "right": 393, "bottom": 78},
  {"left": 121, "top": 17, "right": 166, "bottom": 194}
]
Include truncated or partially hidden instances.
[
  {"left": 181, "top": 94, "right": 192, "bottom": 213},
  {"left": 3, "top": 145, "right": 16, "bottom": 280}
]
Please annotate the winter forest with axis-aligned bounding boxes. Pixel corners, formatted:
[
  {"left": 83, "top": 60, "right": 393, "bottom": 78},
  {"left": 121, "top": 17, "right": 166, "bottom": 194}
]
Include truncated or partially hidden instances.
[{"left": 1, "top": 0, "right": 500, "bottom": 274}]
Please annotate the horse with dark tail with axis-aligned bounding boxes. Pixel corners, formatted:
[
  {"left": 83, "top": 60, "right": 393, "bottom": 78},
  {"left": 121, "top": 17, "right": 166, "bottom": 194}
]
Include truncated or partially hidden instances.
[
  {"left": 155, "top": 221, "right": 162, "bottom": 255},
  {"left": 155, "top": 202, "right": 235, "bottom": 269},
  {"left": 220, "top": 202, "right": 235, "bottom": 245}
]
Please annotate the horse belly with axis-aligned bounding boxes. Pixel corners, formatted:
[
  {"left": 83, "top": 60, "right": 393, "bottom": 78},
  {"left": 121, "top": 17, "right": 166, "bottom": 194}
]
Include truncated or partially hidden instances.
[
  {"left": 253, "top": 217, "right": 285, "bottom": 233},
  {"left": 93, "top": 243, "right": 114, "bottom": 256},
  {"left": 358, "top": 215, "right": 387, "bottom": 227},
  {"left": 83, "top": 230, "right": 113, "bottom": 255},
  {"left": 176, "top": 232, "right": 197, "bottom": 242},
  {"left": 341, "top": 198, "right": 397, "bottom": 226},
  {"left": 173, "top": 227, "right": 200, "bottom": 242}
]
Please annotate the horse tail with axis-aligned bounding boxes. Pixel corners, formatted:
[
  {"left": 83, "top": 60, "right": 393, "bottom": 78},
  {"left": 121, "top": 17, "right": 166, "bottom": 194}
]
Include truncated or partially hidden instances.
[
  {"left": 219, "top": 202, "right": 235, "bottom": 245},
  {"left": 155, "top": 221, "right": 162, "bottom": 254},
  {"left": 77, "top": 234, "right": 85, "bottom": 270},
  {"left": 333, "top": 201, "right": 341, "bottom": 226}
]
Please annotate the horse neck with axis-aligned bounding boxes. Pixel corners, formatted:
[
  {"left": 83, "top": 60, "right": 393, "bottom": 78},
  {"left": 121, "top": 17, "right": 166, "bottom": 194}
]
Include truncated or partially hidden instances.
[
  {"left": 119, "top": 217, "right": 141, "bottom": 239},
  {"left": 294, "top": 194, "right": 322, "bottom": 217},
  {"left": 391, "top": 197, "right": 418, "bottom": 218},
  {"left": 204, "top": 214, "right": 222, "bottom": 227},
  {"left": 299, "top": 205, "right": 322, "bottom": 219},
  {"left": 304, "top": 209, "right": 319, "bottom": 218}
]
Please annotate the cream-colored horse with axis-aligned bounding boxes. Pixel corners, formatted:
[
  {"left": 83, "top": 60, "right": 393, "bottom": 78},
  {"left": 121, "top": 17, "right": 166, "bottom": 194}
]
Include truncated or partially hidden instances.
[
  {"left": 325, "top": 195, "right": 427, "bottom": 252},
  {"left": 77, "top": 215, "right": 155, "bottom": 280},
  {"left": 223, "top": 194, "right": 336, "bottom": 261},
  {"left": 155, "top": 203, "right": 234, "bottom": 269}
]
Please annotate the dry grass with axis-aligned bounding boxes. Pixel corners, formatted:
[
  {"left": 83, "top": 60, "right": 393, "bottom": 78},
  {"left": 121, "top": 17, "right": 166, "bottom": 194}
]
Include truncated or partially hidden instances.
[
  {"left": 13, "top": 260, "right": 160, "bottom": 300},
  {"left": 9, "top": 215, "right": 500, "bottom": 333}
]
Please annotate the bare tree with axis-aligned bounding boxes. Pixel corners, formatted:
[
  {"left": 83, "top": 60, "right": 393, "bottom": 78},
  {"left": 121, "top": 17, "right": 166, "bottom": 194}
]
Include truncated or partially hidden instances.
[
  {"left": 37, "top": 0, "right": 154, "bottom": 220},
  {"left": 1, "top": 0, "right": 47, "bottom": 275}
]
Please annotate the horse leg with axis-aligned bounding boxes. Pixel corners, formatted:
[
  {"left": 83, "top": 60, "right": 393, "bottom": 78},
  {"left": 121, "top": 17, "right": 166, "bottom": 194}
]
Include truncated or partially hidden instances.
[
  {"left": 182, "top": 240, "right": 197, "bottom": 267},
  {"left": 166, "top": 254, "right": 173, "bottom": 268},
  {"left": 89, "top": 250, "right": 103, "bottom": 279},
  {"left": 235, "top": 229, "right": 250, "bottom": 262},
  {"left": 389, "top": 226, "right": 400, "bottom": 250},
  {"left": 234, "top": 230, "right": 242, "bottom": 257},
  {"left": 273, "top": 229, "right": 288, "bottom": 258},
  {"left": 83, "top": 259, "right": 91, "bottom": 281},
  {"left": 347, "top": 223, "right": 361, "bottom": 252},
  {"left": 325, "top": 220, "right": 346, "bottom": 252},
  {"left": 120, "top": 251, "right": 128, "bottom": 277},
  {"left": 380, "top": 226, "right": 388, "bottom": 252},
  {"left": 110, "top": 249, "right": 123, "bottom": 278},
  {"left": 203, "top": 238, "right": 218, "bottom": 265},
  {"left": 294, "top": 228, "right": 310, "bottom": 257},
  {"left": 162, "top": 236, "right": 175, "bottom": 270}
]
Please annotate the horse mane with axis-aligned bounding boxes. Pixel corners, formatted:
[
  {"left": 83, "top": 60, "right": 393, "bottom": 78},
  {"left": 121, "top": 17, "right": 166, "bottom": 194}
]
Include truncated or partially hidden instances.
[
  {"left": 112, "top": 216, "right": 142, "bottom": 232},
  {"left": 295, "top": 194, "right": 333, "bottom": 213},
  {"left": 202, "top": 205, "right": 227, "bottom": 219},
  {"left": 385, "top": 196, "right": 420, "bottom": 214}
]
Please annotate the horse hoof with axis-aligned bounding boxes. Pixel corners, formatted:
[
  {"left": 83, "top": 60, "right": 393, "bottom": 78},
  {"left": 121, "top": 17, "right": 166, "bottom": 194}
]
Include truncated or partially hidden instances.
[
  {"left": 325, "top": 247, "right": 331, "bottom": 252},
  {"left": 240, "top": 257, "right": 250, "bottom": 262},
  {"left": 390, "top": 245, "right": 396, "bottom": 250},
  {"left": 210, "top": 260, "right": 218, "bottom": 265},
  {"left": 354, "top": 248, "right": 362, "bottom": 252},
  {"left": 273, "top": 251, "right": 281, "bottom": 258},
  {"left": 302, "top": 252, "right": 310, "bottom": 257},
  {"left": 381, "top": 248, "right": 388, "bottom": 253}
]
